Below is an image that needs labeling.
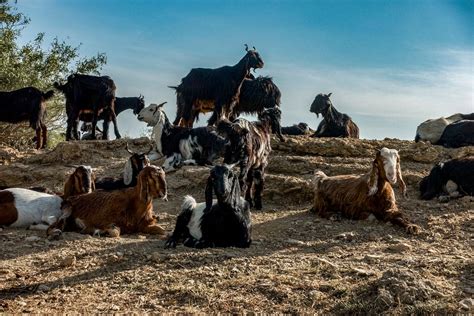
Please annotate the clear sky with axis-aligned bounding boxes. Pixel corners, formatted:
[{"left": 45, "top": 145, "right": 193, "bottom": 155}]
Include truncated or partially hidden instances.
[{"left": 16, "top": 0, "right": 474, "bottom": 140}]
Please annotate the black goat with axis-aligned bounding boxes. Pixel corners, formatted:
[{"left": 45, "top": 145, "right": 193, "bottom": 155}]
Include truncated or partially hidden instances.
[
  {"left": 420, "top": 157, "right": 474, "bottom": 200},
  {"left": 54, "top": 74, "right": 117, "bottom": 140},
  {"left": 171, "top": 45, "right": 264, "bottom": 127},
  {"left": 435, "top": 120, "right": 474, "bottom": 148},
  {"left": 0, "top": 87, "right": 54, "bottom": 149},
  {"left": 216, "top": 107, "right": 282, "bottom": 210},
  {"left": 94, "top": 144, "right": 152, "bottom": 190},
  {"left": 137, "top": 103, "right": 228, "bottom": 171},
  {"left": 281, "top": 122, "right": 313, "bottom": 135},
  {"left": 165, "top": 165, "right": 252, "bottom": 248},
  {"left": 79, "top": 96, "right": 145, "bottom": 140},
  {"left": 310, "top": 93, "right": 359, "bottom": 138}
]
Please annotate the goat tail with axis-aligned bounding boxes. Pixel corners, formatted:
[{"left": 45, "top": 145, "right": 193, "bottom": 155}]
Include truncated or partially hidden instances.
[
  {"left": 182, "top": 195, "right": 197, "bottom": 212},
  {"left": 42, "top": 90, "right": 55, "bottom": 101},
  {"left": 313, "top": 170, "right": 327, "bottom": 189}
]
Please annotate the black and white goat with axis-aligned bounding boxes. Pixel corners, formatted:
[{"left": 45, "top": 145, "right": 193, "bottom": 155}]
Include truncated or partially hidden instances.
[
  {"left": 94, "top": 144, "right": 151, "bottom": 190},
  {"left": 419, "top": 157, "right": 474, "bottom": 200},
  {"left": 435, "top": 120, "right": 474, "bottom": 148},
  {"left": 0, "top": 166, "right": 94, "bottom": 230},
  {"left": 216, "top": 107, "right": 282, "bottom": 209},
  {"left": 165, "top": 165, "right": 252, "bottom": 248},
  {"left": 137, "top": 103, "right": 228, "bottom": 172}
]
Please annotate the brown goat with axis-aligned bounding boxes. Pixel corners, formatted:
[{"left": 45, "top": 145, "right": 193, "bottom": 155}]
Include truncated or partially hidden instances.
[
  {"left": 310, "top": 148, "right": 419, "bottom": 234},
  {"left": 47, "top": 166, "right": 167, "bottom": 238}
]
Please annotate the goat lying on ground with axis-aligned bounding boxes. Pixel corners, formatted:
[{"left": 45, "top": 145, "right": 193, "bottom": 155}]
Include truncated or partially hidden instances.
[
  {"left": 165, "top": 165, "right": 252, "bottom": 248},
  {"left": 94, "top": 143, "right": 151, "bottom": 190},
  {"left": 137, "top": 103, "right": 228, "bottom": 171},
  {"left": 310, "top": 93, "right": 359, "bottom": 138},
  {"left": 435, "top": 120, "right": 474, "bottom": 148},
  {"left": 216, "top": 107, "right": 282, "bottom": 209},
  {"left": 171, "top": 45, "right": 264, "bottom": 127},
  {"left": 310, "top": 148, "right": 419, "bottom": 234},
  {"left": 419, "top": 157, "right": 474, "bottom": 200},
  {"left": 0, "top": 87, "right": 54, "bottom": 149},
  {"left": 0, "top": 166, "right": 94, "bottom": 230},
  {"left": 415, "top": 113, "right": 474, "bottom": 144},
  {"left": 281, "top": 122, "right": 313, "bottom": 135},
  {"left": 47, "top": 166, "right": 167, "bottom": 238}
]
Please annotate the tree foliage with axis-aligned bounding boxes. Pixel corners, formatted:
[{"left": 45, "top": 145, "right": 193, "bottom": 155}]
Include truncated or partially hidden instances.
[{"left": 0, "top": 0, "right": 107, "bottom": 148}]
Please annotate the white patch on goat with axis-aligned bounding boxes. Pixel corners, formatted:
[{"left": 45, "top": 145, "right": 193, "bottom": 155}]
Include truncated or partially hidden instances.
[
  {"left": 182, "top": 195, "right": 206, "bottom": 240},
  {"left": 123, "top": 159, "right": 133, "bottom": 185},
  {"left": 179, "top": 136, "right": 203, "bottom": 160},
  {"left": 7, "top": 188, "right": 62, "bottom": 228},
  {"left": 379, "top": 147, "right": 398, "bottom": 185},
  {"left": 163, "top": 153, "right": 182, "bottom": 172}
]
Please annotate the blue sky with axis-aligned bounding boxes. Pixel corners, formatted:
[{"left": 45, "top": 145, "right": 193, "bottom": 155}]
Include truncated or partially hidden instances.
[{"left": 16, "top": 0, "right": 474, "bottom": 139}]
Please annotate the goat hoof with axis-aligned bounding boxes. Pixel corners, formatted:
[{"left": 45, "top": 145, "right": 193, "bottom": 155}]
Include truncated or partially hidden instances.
[
  {"left": 47, "top": 229, "right": 62, "bottom": 240},
  {"left": 164, "top": 239, "right": 177, "bottom": 249}
]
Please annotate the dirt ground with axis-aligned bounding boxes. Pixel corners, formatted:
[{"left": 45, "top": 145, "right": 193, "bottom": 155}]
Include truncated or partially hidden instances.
[{"left": 0, "top": 136, "right": 473, "bottom": 314}]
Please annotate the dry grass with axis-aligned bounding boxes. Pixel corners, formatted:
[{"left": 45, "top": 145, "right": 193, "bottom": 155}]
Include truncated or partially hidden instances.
[{"left": 0, "top": 137, "right": 473, "bottom": 314}]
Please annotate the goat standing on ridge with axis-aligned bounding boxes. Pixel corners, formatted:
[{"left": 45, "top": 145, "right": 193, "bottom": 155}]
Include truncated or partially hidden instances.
[
  {"left": 310, "top": 93, "right": 359, "bottom": 138},
  {"left": 310, "top": 148, "right": 419, "bottom": 234},
  {"left": 47, "top": 166, "right": 168, "bottom": 238},
  {"left": 165, "top": 165, "right": 252, "bottom": 248},
  {"left": 0, "top": 87, "right": 54, "bottom": 149},
  {"left": 171, "top": 45, "right": 264, "bottom": 127},
  {"left": 0, "top": 166, "right": 95, "bottom": 230}
]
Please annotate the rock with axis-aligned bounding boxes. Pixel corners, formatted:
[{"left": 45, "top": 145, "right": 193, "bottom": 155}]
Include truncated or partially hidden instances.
[
  {"left": 150, "top": 252, "right": 169, "bottom": 263},
  {"left": 438, "top": 195, "right": 450, "bottom": 203},
  {"left": 286, "top": 239, "right": 305, "bottom": 246},
  {"left": 364, "top": 254, "right": 383, "bottom": 262},
  {"left": 459, "top": 298, "right": 474, "bottom": 310},
  {"left": 37, "top": 284, "right": 50, "bottom": 292},
  {"left": 25, "top": 236, "right": 41, "bottom": 242},
  {"left": 335, "top": 232, "right": 355, "bottom": 241},
  {"left": 317, "top": 258, "right": 337, "bottom": 268},
  {"left": 386, "top": 242, "right": 412, "bottom": 253},
  {"left": 60, "top": 255, "right": 76, "bottom": 267},
  {"left": 351, "top": 267, "right": 376, "bottom": 276}
]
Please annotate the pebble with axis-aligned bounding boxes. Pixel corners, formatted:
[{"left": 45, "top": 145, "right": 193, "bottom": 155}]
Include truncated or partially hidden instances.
[
  {"left": 37, "top": 284, "right": 50, "bottom": 292},
  {"left": 60, "top": 255, "right": 76, "bottom": 267},
  {"left": 351, "top": 267, "right": 376, "bottom": 277},
  {"left": 364, "top": 254, "right": 383, "bottom": 262},
  {"left": 335, "top": 232, "right": 355, "bottom": 241},
  {"left": 286, "top": 239, "right": 305, "bottom": 246},
  {"left": 25, "top": 236, "right": 42, "bottom": 242},
  {"left": 317, "top": 258, "right": 337, "bottom": 268},
  {"left": 459, "top": 298, "right": 474, "bottom": 310},
  {"left": 386, "top": 242, "right": 412, "bottom": 253}
]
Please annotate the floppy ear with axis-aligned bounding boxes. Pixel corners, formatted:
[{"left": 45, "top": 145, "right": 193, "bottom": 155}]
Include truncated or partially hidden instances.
[
  {"left": 205, "top": 175, "right": 213, "bottom": 210},
  {"left": 63, "top": 174, "right": 74, "bottom": 199},
  {"left": 123, "top": 159, "right": 133, "bottom": 185},
  {"left": 396, "top": 154, "right": 407, "bottom": 198},
  {"left": 138, "top": 172, "right": 150, "bottom": 203},
  {"left": 367, "top": 159, "right": 379, "bottom": 196}
]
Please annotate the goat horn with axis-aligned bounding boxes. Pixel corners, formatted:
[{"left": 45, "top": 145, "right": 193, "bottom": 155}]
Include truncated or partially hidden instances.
[
  {"left": 253, "top": 46, "right": 256, "bottom": 50},
  {"left": 244, "top": 44, "right": 249, "bottom": 51},
  {"left": 125, "top": 143, "right": 134, "bottom": 154},
  {"left": 157, "top": 101, "right": 167, "bottom": 108}
]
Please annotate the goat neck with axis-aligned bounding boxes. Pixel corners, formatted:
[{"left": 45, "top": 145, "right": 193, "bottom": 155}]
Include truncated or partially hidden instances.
[{"left": 323, "top": 103, "right": 344, "bottom": 124}]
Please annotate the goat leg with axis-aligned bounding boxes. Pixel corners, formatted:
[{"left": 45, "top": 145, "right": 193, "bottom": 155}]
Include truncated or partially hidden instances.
[
  {"left": 384, "top": 209, "right": 420, "bottom": 234},
  {"left": 253, "top": 169, "right": 264, "bottom": 210},
  {"left": 141, "top": 223, "right": 166, "bottom": 237},
  {"left": 244, "top": 170, "right": 254, "bottom": 208},
  {"left": 35, "top": 127, "right": 42, "bottom": 149},
  {"left": 41, "top": 123, "right": 47, "bottom": 149},
  {"left": 110, "top": 111, "right": 121, "bottom": 140},
  {"left": 165, "top": 208, "right": 193, "bottom": 248}
]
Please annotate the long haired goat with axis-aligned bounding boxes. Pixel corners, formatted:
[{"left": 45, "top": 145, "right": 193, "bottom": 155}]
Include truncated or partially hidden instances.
[
  {"left": 165, "top": 165, "right": 251, "bottom": 248},
  {"left": 216, "top": 107, "right": 282, "bottom": 209},
  {"left": 420, "top": 157, "right": 474, "bottom": 200},
  {"left": 171, "top": 45, "right": 264, "bottom": 127},
  {"left": 54, "top": 74, "right": 117, "bottom": 140},
  {"left": 0, "top": 166, "right": 94, "bottom": 230},
  {"left": 0, "top": 87, "right": 54, "bottom": 149},
  {"left": 138, "top": 103, "right": 228, "bottom": 171},
  {"left": 95, "top": 143, "right": 151, "bottom": 190},
  {"left": 47, "top": 166, "right": 167, "bottom": 238},
  {"left": 311, "top": 148, "right": 419, "bottom": 234},
  {"left": 310, "top": 93, "right": 359, "bottom": 138}
]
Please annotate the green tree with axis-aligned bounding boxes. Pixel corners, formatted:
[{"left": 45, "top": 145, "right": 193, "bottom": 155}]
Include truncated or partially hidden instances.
[{"left": 0, "top": 0, "right": 107, "bottom": 149}]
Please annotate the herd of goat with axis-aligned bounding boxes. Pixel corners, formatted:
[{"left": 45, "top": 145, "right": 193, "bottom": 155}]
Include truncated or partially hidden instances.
[{"left": 0, "top": 45, "right": 473, "bottom": 248}]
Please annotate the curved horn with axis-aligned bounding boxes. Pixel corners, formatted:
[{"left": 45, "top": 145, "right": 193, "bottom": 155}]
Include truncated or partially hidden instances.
[
  {"left": 327, "top": 93, "right": 332, "bottom": 98},
  {"left": 125, "top": 143, "right": 134, "bottom": 154},
  {"left": 157, "top": 101, "right": 167, "bottom": 108},
  {"left": 244, "top": 44, "right": 249, "bottom": 52},
  {"left": 253, "top": 46, "right": 256, "bottom": 50}
]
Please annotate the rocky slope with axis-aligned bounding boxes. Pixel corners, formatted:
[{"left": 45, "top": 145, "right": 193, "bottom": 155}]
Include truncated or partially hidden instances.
[{"left": 0, "top": 136, "right": 473, "bottom": 314}]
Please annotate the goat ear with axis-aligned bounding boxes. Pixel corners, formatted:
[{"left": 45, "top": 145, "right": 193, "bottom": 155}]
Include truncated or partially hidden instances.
[
  {"left": 205, "top": 175, "right": 213, "bottom": 210},
  {"left": 139, "top": 173, "right": 150, "bottom": 203},
  {"left": 63, "top": 175, "right": 73, "bottom": 199},
  {"left": 327, "top": 93, "right": 332, "bottom": 98},
  {"left": 367, "top": 160, "right": 379, "bottom": 196},
  {"left": 123, "top": 159, "right": 133, "bottom": 186},
  {"left": 396, "top": 155, "right": 407, "bottom": 198}
]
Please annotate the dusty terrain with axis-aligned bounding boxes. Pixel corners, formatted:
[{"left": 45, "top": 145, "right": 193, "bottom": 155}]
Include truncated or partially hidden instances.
[{"left": 0, "top": 136, "right": 473, "bottom": 314}]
